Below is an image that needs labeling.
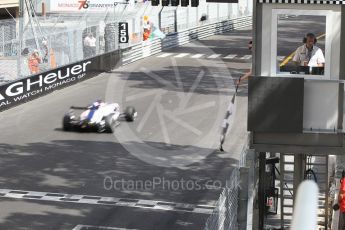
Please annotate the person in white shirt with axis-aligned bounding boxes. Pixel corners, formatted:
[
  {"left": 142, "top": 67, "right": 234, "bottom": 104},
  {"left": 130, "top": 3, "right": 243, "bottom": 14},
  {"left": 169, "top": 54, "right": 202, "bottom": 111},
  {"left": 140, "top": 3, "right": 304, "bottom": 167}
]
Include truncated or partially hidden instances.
[
  {"left": 83, "top": 33, "right": 97, "bottom": 58},
  {"left": 292, "top": 33, "right": 325, "bottom": 67}
]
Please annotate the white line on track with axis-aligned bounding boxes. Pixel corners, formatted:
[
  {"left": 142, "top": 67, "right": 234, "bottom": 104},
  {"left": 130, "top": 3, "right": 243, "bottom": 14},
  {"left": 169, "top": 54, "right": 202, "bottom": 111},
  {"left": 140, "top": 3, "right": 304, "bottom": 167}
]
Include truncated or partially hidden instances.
[
  {"left": 240, "top": 55, "right": 252, "bottom": 60},
  {"left": 157, "top": 53, "right": 173, "bottom": 58},
  {"left": 0, "top": 189, "right": 215, "bottom": 215},
  {"left": 207, "top": 54, "right": 222, "bottom": 59},
  {"left": 174, "top": 53, "right": 190, "bottom": 58},
  {"left": 72, "top": 225, "right": 137, "bottom": 230},
  {"left": 191, "top": 54, "right": 204, "bottom": 59},
  {"left": 223, "top": 54, "right": 237, "bottom": 59}
]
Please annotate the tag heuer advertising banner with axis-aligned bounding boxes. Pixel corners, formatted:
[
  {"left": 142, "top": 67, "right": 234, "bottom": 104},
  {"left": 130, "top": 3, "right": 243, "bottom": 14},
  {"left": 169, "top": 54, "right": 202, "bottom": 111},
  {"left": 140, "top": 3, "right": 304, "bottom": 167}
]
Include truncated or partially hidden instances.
[
  {"left": 0, "top": 51, "right": 121, "bottom": 112},
  {"left": 50, "top": 0, "right": 118, "bottom": 12}
]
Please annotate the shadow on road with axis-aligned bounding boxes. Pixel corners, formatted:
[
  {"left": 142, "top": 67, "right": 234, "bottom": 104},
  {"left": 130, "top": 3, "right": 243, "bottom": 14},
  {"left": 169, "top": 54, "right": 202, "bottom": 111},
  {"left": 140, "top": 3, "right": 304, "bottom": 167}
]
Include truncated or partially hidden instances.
[
  {"left": 0, "top": 139, "right": 239, "bottom": 229},
  {"left": 113, "top": 65, "right": 236, "bottom": 96},
  {"left": 0, "top": 140, "right": 238, "bottom": 204}
]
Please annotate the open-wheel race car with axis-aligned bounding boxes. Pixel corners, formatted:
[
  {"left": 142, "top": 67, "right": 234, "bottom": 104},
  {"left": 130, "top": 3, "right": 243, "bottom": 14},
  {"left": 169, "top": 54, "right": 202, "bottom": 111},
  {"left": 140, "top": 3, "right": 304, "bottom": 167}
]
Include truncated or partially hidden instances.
[{"left": 63, "top": 100, "right": 137, "bottom": 133}]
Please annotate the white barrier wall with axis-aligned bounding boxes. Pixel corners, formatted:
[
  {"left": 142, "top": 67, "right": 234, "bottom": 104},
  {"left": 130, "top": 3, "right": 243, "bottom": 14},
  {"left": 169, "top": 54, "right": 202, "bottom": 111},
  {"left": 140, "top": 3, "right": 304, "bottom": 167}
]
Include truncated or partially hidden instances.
[
  {"left": 122, "top": 16, "right": 252, "bottom": 65},
  {"left": 0, "top": 0, "right": 18, "bottom": 8}
]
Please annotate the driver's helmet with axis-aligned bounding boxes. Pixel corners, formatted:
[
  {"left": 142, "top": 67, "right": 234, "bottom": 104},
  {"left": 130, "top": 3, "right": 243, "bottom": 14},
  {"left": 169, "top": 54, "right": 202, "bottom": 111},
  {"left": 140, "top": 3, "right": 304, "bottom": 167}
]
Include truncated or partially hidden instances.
[{"left": 90, "top": 99, "right": 103, "bottom": 110}]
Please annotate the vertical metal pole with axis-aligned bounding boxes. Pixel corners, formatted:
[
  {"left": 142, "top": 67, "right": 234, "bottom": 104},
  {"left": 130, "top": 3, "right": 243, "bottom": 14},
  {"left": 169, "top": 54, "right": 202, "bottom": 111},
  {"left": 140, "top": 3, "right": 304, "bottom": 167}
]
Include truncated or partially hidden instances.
[
  {"left": 194, "top": 3, "right": 197, "bottom": 27},
  {"left": 280, "top": 153, "right": 285, "bottom": 229},
  {"left": 186, "top": 8, "right": 189, "bottom": 29},
  {"left": 158, "top": 7, "right": 163, "bottom": 32},
  {"left": 325, "top": 155, "right": 329, "bottom": 229},
  {"left": 18, "top": 0, "right": 24, "bottom": 78},
  {"left": 2, "top": 28, "right": 4, "bottom": 55},
  {"left": 114, "top": 4, "right": 116, "bottom": 51},
  {"left": 246, "top": 0, "right": 249, "bottom": 15},
  {"left": 42, "top": 1, "right": 46, "bottom": 17},
  {"left": 131, "top": 18, "right": 135, "bottom": 47},
  {"left": 61, "top": 50, "right": 65, "bottom": 65},
  {"left": 217, "top": 3, "right": 219, "bottom": 21},
  {"left": 49, "top": 34, "right": 52, "bottom": 63},
  {"left": 228, "top": 2, "right": 231, "bottom": 19},
  {"left": 25, "top": 0, "right": 40, "bottom": 53},
  {"left": 258, "top": 152, "right": 266, "bottom": 230},
  {"left": 293, "top": 154, "right": 306, "bottom": 201},
  {"left": 68, "top": 31, "right": 74, "bottom": 62},
  {"left": 174, "top": 9, "right": 177, "bottom": 33}
]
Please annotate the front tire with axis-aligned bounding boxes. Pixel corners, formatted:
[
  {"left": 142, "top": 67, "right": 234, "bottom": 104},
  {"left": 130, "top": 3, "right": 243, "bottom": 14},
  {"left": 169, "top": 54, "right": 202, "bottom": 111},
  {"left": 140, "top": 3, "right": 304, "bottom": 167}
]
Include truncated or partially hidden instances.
[
  {"left": 63, "top": 114, "right": 72, "bottom": 131},
  {"left": 104, "top": 114, "right": 114, "bottom": 133},
  {"left": 124, "top": 106, "right": 136, "bottom": 122}
]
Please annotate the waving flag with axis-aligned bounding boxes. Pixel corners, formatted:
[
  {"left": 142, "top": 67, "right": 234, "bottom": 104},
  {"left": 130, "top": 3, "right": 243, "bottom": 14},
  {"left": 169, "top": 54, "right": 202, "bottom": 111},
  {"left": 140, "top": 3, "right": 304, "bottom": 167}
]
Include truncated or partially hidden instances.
[{"left": 219, "top": 82, "right": 239, "bottom": 151}]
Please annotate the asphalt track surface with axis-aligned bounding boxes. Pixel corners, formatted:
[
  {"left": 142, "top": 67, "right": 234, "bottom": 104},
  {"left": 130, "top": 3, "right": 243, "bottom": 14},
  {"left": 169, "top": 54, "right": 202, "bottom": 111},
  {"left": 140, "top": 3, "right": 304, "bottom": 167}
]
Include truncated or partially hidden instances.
[
  {"left": 0, "top": 29, "right": 252, "bottom": 230},
  {"left": 0, "top": 15, "right": 327, "bottom": 229}
]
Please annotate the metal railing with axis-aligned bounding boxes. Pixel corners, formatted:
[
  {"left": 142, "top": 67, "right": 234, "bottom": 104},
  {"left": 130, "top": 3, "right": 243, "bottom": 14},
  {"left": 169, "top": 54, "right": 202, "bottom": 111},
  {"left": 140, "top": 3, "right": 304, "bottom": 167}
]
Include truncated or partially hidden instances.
[
  {"left": 0, "top": 19, "right": 17, "bottom": 57},
  {"left": 122, "top": 16, "right": 252, "bottom": 65}
]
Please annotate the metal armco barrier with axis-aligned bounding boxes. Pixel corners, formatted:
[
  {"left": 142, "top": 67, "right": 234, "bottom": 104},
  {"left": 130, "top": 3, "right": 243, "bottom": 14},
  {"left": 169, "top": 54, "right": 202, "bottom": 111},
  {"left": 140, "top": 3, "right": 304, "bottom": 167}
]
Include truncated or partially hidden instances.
[{"left": 122, "top": 16, "right": 252, "bottom": 65}]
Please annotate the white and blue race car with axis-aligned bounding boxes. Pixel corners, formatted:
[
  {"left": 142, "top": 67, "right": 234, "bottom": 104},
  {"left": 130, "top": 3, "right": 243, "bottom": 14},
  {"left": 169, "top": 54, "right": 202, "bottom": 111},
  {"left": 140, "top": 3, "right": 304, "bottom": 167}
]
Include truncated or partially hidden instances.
[{"left": 63, "top": 100, "right": 137, "bottom": 133}]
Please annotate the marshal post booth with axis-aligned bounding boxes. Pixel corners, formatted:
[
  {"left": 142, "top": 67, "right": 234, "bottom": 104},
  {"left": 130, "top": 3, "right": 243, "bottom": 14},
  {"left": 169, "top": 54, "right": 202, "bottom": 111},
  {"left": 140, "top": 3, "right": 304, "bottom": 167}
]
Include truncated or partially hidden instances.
[{"left": 249, "top": 0, "right": 345, "bottom": 228}]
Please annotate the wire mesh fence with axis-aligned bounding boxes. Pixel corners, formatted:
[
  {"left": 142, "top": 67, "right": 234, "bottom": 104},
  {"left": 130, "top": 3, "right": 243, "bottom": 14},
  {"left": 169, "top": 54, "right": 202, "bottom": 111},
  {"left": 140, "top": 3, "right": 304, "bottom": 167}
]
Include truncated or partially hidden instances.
[
  {"left": 0, "top": 19, "right": 17, "bottom": 57},
  {"left": 204, "top": 136, "right": 250, "bottom": 230},
  {"left": 204, "top": 169, "right": 240, "bottom": 230},
  {"left": 0, "top": 8, "right": 140, "bottom": 82},
  {"left": 0, "top": 19, "right": 18, "bottom": 83}
]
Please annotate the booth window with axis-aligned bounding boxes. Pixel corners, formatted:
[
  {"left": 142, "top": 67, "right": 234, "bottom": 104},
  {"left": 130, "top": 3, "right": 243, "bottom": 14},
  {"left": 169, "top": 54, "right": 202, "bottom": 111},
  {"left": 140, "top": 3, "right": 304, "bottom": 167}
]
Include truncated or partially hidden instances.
[{"left": 271, "top": 10, "right": 330, "bottom": 79}]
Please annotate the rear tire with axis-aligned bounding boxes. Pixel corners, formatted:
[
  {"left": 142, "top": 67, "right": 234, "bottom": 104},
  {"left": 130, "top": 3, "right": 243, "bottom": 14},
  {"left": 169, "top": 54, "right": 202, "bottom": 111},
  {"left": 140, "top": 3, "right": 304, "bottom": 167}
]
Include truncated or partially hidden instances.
[
  {"left": 104, "top": 114, "right": 114, "bottom": 133},
  {"left": 124, "top": 106, "right": 136, "bottom": 122},
  {"left": 63, "top": 114, "right": 72, "bottom": 131}
]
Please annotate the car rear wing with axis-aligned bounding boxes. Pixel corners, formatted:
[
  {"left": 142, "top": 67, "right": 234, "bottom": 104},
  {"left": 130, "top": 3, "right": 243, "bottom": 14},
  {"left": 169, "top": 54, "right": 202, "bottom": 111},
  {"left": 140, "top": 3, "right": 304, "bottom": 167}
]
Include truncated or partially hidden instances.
[{"left": 70, "top": 106, "right": 89, "bottom": 110}]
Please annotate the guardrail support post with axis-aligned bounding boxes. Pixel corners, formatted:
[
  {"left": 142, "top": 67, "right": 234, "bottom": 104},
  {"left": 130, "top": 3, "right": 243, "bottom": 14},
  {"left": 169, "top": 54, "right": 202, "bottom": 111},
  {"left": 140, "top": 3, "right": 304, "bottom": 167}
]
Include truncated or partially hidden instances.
[
  {"left": 258, "top": 152, "right": 266, "bottom": 230},
  {"left": 293, "top": 154, "right": 306, "bottom": 200}
]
